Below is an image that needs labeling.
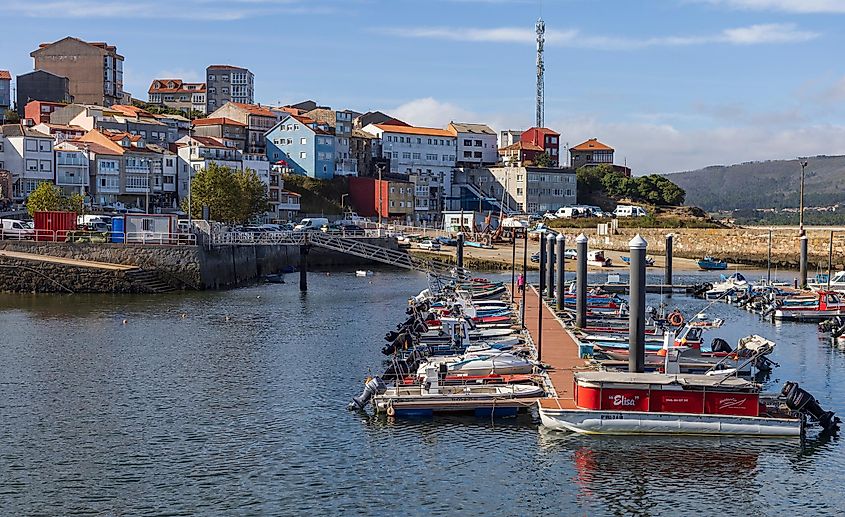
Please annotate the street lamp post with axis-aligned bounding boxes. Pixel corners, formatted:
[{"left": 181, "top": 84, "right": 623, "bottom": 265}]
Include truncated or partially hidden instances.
[{"left": 799, "top": 160, "right": 808, "bottom": 236}]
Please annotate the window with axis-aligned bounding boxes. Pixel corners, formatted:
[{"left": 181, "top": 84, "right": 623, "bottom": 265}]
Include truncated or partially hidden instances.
[
  {"left": 392, "top": 152, "right": 398, "bottom": 158},
  {"left": 417, "top": 138, "right": 421, "bottom": 144},
  {"left": 474, "top": 140, "right": 482, "bottom": 147},
  {"left": 412, "top": 153, "right": 420, "bottom": 159},
  {"left": 40, "top": 160, "right": 52, "bottom": 172},
  {"left": 474, "top": 152, "right": 482, "bottom": 158},
  {"left": 464, "top": 139, "right": 472, "bottom": 146},
  {"left": 208, "top": 74, "right": 216, "bottom": 81},
  {"left": 442, "top": 155, "right": 449, "bottom": 161},
  {"left": 25, "top": 139, "right": 38, "bottom": 152},
  {"left": 402, "top": 152, "right": 411, "bottom": 159},
  {"left": 300, "top": 152, "right": 307, "bottom": 159},
  {"left": 26, "top": 159, "right": 38, "bottom": 171},
  {"left": 463, "top": 151, "right": 472, "bottom": 158},
  {"left": 516, "top": 188, "right": 523, "bottom": 195},
  {"left": 39, "top": 140, "right": 52, "bottom": 152},
  {"left": 426, "top": 154, "right": 437, "bottom": 161},
  {"left": 427, "top": 138, "right": 432, "bottom": 144},
  {"left": 300, "top": 138, "right": 307, "bottom": 145}
]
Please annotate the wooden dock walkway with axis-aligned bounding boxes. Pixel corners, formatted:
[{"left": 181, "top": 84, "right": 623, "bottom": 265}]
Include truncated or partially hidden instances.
[{"left": 522, "top": 285, "right": 585, "bottom": 401}]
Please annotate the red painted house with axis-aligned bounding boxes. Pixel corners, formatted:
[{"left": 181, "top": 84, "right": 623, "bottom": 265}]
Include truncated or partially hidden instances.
[{"left": 520, "top": 127, "right": 561, "bottom": 165}]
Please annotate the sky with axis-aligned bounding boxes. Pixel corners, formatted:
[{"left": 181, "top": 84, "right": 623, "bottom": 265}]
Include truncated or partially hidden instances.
[{"left": 4, "top": 0, "right": 845, "bottom": 173}]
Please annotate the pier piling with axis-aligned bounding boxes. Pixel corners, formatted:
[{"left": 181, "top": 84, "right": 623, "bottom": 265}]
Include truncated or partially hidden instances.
[
  {"left": 555, "top": 233, "right": 564, "bottom": 311},
  {"left": 538, "top": 234, "right": 546, "bottom": 360},
  {"left": 546, "top": 232, "right": 555, "bottom": 298},
  {"left": 629, "top": 234, "right": 647, "bottom": 373},
  {"left": 664, "top": 233, "right": 673, "bottom": 286},
  {"left": 521, "top": 230, "right": 528, "bottom": 329},
  {"left": 456, "top": 232, "right": 464, "bottom": 270},
  {"left": 299, "top": 244, "right": 309, "bottom": 292},
  {"left": 799, "top": 235, "right": 808, "bottom": 288},
  {"left": 575, "top": 233, "right": 588, "bottom": 329}
]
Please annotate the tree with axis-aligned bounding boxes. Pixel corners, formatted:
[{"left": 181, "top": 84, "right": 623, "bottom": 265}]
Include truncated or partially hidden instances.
[
  {"left": 181, "top": 163, "right": 269, "bottom": 224},
  {"left": 25, "top": 183, "right": 84, "bottom": 216},
  {"left": 534, "top": 152, "right": 554, "bottom": 168},
  {"left": 3, "top": 110, "right": 20, "bottom": 124}
]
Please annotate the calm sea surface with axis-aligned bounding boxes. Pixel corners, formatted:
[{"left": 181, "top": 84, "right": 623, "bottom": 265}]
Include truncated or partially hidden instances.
[{"left": 1, "top": 268, "right": 843, "bottom": 516}]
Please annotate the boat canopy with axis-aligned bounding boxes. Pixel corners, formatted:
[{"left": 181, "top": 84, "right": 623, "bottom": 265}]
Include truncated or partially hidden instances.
[{"left": 574, "top": 371, "right": 755, "bottom": 389}]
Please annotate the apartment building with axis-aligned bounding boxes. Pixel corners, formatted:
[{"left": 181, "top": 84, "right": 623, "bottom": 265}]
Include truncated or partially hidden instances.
[
  {"left": 350, "top": 128, "right": 383, "bottom": 177},
  {"left": 486, "top": 166, "right": 576, "bottom": 213},
  {"left": 303, "top": 108, "right": 357, "bottom": 176},
  {"left": 265, "top": 114, "right": 335, "bottom": 179},
  {"left": 520, "top": 127, "right": 561, "bottom": 165},
  {"left": 148, "top": 79, "right": 207, "bottom": 114},
  {"left": 448, "top": 122, "right": 498, "bottom": 168},
  {"left": 53, "top": 141, "right": 90, "bottom": 195},
  {"left": 24, "top": 101, "right": 69, "bottom": 124},
  {"left": 16, "top": 70, "right": 72, "bottom": 116},
  {"left": 206, "top": 102, "right": 277, "bottom": 154},
  {"left": 77, "top": 129, "right": 166, "bottom": 210},
  {"left": 50, "top": 104, "right": 172, "bottom": 146},
  {"left": 0, "top": 71, "right": 10, "bottom": 116},
  {"left": 205, "top": 65, "right": 254, "bottom": 114},
  {"left": 499, "top": 130, "right": 522, "bottom": 149},
  {"left": 348, "top": 176, "right": 415, "bottom": 221},
  {"left": 0, "top": 124, "right": 55, "bottom": 200},
  {"left": 361, "top": 123, "right": 456, "bottom": 221},
  {"left": 32, "top": 122, "right": 86, "bottom": 142},
  {"left": 192, "top": 117, "right": 247, "bottom": 151},
  {"left": 569, "top": 138, "right": 631, "bottom": 175},
  {"left": 31, "top": 37, "right": 124, "bottom": 106}
]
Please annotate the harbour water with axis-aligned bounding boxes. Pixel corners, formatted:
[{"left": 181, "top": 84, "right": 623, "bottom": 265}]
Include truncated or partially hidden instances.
[{"left": 1, "top": 269, "right": 844, "bottom": 515}]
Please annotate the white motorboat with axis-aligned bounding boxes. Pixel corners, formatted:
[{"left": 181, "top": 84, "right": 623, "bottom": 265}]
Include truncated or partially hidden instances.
[
  {"left": 808, "top": 271, "right": 845, "bottom": 293},
  {"left": 705, "top": 272, "right": 750, "bottom": 300},
  {"left": 373, "top": 366, "right": 543, "bottom": 417},
  {"left": 356, "top": 270, "right": 373, "bottom": 277},
  {"left": 416, "top": 352, "right": 535, "bottom": 378}
]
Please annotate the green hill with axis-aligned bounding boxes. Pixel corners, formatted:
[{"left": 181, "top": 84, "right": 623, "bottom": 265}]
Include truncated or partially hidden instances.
[{"left": 663, "top": 155, "right": 845, "bottom": 211}]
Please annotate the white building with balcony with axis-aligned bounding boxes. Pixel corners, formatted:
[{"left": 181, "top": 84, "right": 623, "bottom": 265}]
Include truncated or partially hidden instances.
[
  {"left": 54, "top": 142, "right": 90, "bottom": 195},
  {"left": 449, "top": 122, "right": 498, "bottom": 168},
  {"left": 361, "top": 123, "right": 456, "bottom": 222},
  {"left": 0, "top": 124, "right": 55, "bottom": 200}
]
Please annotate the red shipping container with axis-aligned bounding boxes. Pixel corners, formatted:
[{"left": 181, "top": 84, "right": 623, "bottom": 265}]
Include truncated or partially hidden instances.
[{"left": 34, "top": 211, "right": 77, "bottom": 242}]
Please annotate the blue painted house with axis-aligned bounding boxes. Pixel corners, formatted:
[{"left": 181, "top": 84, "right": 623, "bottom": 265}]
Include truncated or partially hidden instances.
[{"left": 265, "top": 114, "right": 335, "bottom": 179}]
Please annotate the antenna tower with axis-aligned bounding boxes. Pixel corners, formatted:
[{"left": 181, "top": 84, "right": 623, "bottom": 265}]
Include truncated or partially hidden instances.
[{"left": 535, "top": 17, "right": 545, "bottom": 128}]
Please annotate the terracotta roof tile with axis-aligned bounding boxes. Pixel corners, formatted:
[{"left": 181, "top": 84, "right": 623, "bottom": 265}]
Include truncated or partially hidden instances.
[
  {"left": 192, "top": 117, "right": 246, "bottom": 127},
  {"left": 0, "top": 70, "right": 11, "bottom": 81},
  {"left": 570, "top": 138, "right": 613, "bottom": 151},
  {"left": 374, "top": 124, "right": 455, "bottom": 138}
]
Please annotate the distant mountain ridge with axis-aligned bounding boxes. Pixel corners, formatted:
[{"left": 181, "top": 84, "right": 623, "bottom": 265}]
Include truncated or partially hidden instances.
[{"left": 663, "top": 155, "right": 845, "bottom": 211}]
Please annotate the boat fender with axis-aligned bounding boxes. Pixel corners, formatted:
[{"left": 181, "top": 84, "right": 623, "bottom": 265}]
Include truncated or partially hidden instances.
[
  {"left": 667, "top": 311, "right": 685, "bottom": 327},
  {"left": 386, "top": 405, "right": 395, "bottom": 417}
]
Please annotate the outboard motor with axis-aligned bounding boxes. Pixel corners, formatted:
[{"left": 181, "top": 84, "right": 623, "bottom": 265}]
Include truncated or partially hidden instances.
[
  {"left": 711, "top": 338, "right": 732, "bottom": 354},
  {"left": 781, "top": 382, "right": 841, "bottom": 434},
  {"left": 347, "top": 377, "right": 388, "bottom": 411}
]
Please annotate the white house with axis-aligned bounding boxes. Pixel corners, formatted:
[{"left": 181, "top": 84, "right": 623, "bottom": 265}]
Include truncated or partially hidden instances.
[
  {"left": 449, "top": 122, "right": 498, "bottom": 167},
  {"left": 361, "top": 123, "right": 456, "bottom": 222},
  {"left": 53, "top": 141, "right": 90, "bottom": 196},
  {"left": 0, "top": 124, "right": 55, "bottom": 200}
]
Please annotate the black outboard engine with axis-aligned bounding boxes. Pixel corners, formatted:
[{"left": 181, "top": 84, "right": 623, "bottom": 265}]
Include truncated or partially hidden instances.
[
  {"left": 781, "top": 382, "right": 841, "bottom": 434},
  {"left": 711, "top": 338, "right": 732, "bottom": 354},
  {"left": 347, "top": 377, "right": 388, "bottom": 411}
]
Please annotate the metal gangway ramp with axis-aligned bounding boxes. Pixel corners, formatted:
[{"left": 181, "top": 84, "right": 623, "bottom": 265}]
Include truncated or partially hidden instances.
[{"left": 307, "top": 232, "right": 470, "bottom": 279}]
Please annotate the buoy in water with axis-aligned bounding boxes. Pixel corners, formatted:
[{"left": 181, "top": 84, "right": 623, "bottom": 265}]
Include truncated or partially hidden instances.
[
  {"left": 181, "top": 313, "right": 187, "bottom": 319},
  {"left": 122, "top": 319, "right": 128, "bottom": 325}
]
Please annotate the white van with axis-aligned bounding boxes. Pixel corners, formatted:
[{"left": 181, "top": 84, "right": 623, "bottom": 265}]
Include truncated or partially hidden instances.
[
  {"left": 613, "top": 205, "right": 647, "bottom": 218},
  {"left": 0, "top": 219, "right": 36, "bottom": 239},
  {"left": 554, "top": 206, "right": 587, "bottom": 219},
  {"left": 294, "top": 217, "right": 330, "bottom": 231}
]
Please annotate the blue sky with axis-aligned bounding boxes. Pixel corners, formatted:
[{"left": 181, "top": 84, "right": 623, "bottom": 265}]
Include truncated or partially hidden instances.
[{"left": 4, "top": 0, "right": 845, "bottom": 172}]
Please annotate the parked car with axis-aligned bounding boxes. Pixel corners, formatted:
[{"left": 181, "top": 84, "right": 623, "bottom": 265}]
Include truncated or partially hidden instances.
[
  {"left": 294, "top": 217, "right": 330, "bottom": 231},
  {"left": 418, "top": 240, "right": 441, "bottom": 251},
  {"left": 396, "top": 235, "right": 412, "bottom": 248},
  {"left": 564, "top": 248, "right": 578, "bottom": 260},
  {"left": 530, "top": 251, "right": 540, "bottom": 263}
]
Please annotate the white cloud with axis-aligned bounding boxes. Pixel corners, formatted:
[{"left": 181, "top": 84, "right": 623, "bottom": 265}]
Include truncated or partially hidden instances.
[
  {"left": 698, "top": 0, "right": 845, "bottom": 13},
  {"left": 376, "top": 23, "right": 818, "bottom": 49},
  {"left": 388, "top": 97, "right": 477, "bottom": 128}
]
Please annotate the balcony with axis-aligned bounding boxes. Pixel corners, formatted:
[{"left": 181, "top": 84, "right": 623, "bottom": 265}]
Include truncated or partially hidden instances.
[
  {"left": 56, "top": 171, "right": 89, "bottom": 186},
  {"left": 125, "top": 164, "right": 150, "bottom": 174}
]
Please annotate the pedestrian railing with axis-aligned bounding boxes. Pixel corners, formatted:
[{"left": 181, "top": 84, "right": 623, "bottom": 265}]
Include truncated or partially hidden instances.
[{"left": 0, "top": 229, "right": 196, "bottom": 246}]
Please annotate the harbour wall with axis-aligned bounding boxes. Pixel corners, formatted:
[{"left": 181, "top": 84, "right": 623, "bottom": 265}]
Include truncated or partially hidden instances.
[
  {"left": 581, "top": 228, "right": 845, "bottom": 270},
  {"left": 0, "top": 237, "right": 401, "bottom": 292}
]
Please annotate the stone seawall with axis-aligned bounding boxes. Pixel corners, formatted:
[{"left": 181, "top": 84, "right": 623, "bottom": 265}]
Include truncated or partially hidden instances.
[
  {"left": 580, "top": 228, "right": 844, "bottom": 269},
  {"left": 0, "top": 237, "right": 403, "bottom": 292}
]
